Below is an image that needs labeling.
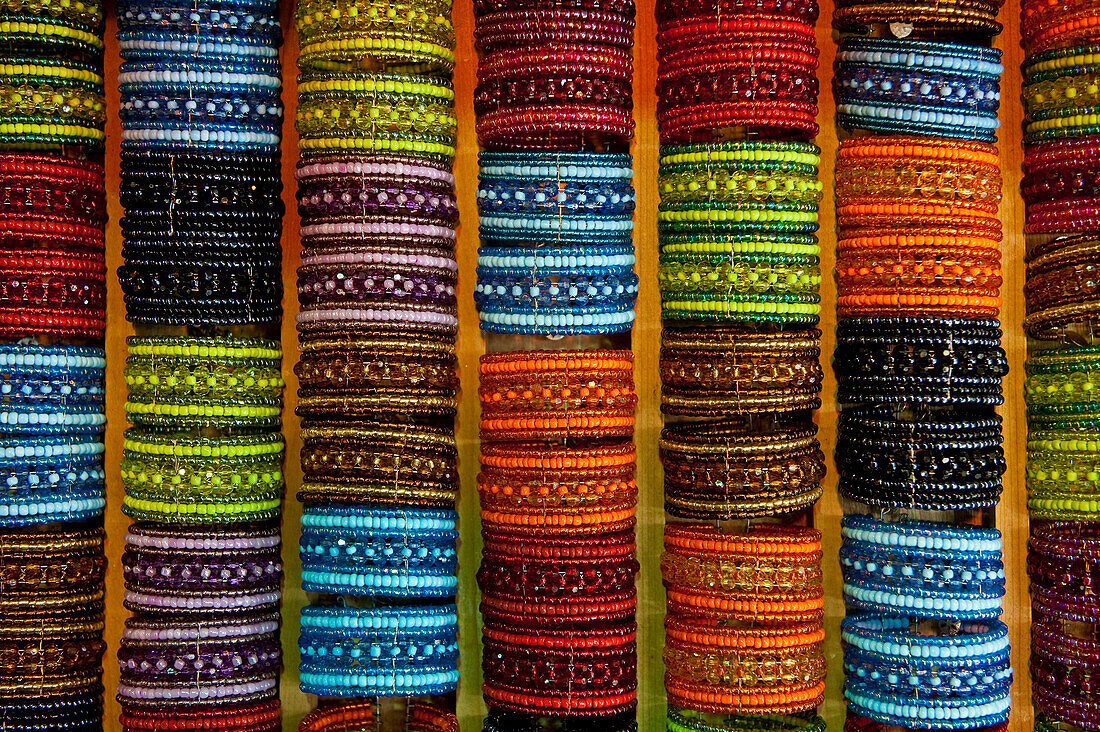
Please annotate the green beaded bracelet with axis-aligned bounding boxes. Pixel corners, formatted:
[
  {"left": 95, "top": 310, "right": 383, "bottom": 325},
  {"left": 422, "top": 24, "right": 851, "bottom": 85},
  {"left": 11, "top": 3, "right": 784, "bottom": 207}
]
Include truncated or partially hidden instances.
[{"left": 121, "top": 430, "right": 285, "bottom": 523}]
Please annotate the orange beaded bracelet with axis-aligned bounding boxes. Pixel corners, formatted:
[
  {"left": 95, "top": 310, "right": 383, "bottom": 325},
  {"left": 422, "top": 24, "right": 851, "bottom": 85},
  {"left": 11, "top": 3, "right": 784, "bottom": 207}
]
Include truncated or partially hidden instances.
[
  {"left": 479, "top": 349, "right": 636, "bottom": 440},
  {"left": 664, "top": 616, "right": 826, "bottom": 715}
]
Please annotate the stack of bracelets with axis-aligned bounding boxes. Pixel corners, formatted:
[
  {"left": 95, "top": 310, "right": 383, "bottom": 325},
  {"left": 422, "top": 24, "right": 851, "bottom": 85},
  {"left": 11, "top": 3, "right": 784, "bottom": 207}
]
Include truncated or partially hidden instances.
[
  {"left": 0, "top": 0, "right": 108, "bottom": 725},
  {"left": 473, "top": 0, "right": 638, "bottom": 727},
  {"left": 115, "top": 0, "right": 286, "bottom": 729},
  {"left": 292, "top": 0, "right": 460, "bottom": 725},
  {"left": 1022, "top": 1, "right": 1100, "bottom": 725},
  {"left": 655, "top": 0, "right": 827, "bottom": 730},
  {"left": 832, "top": 0, "right": 1013, "bottom": 729}
]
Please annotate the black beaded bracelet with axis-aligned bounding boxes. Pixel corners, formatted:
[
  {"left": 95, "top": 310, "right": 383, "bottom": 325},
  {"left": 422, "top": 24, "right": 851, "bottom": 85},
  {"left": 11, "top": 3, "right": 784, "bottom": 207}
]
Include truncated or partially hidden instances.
[
  {"left": 834, "top": 318, "right": 1007, "bottom": 406},
  {"left": 837, "top": 406, "right": 1005, "bottom": 510}
]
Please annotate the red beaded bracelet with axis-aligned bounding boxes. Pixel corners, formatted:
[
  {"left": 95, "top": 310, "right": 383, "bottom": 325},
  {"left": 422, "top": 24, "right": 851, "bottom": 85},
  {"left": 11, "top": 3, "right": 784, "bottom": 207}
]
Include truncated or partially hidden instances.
[
  {"left": 475, "top": 9, "right": 635, "bottom": 52},
  {"left": 477, "top": 105, "right": 636, "bottom": 150},
  {"left": 120, "top": 700, "right": 281, "bottom": 731},
  {"left": 479, "top": 45, "right": 633, "bottom": 82}
]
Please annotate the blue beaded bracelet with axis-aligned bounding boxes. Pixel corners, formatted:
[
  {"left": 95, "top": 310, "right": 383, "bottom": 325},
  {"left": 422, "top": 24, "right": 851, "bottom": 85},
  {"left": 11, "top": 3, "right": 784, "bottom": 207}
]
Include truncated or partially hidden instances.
[
  {"left": 478, "top": 151, "right": 633, "bottom": 180},
  {"left": 844, "top": 615, "right": 1011, "bottom": 730},
  {"left": 475, "top": 243, "right": 638, "bottom": 335},
  {"left": 478, "top": 151, "right": 634, "bottom": 245},
  {"left": 478, "top": 306, "right": 636, "bottom": 336},
  {"left": 298, "top": 605, "right": 459, "bottom": 698},
  {"left": 478, "top": 178, "right": 634, "bottom": 217},
  {"left": 116, "top": 5, "right": 282, "bottom": 42},
  {"left": 0, "top": 486, "right": 105, "bottom": 525},
  {"left": 0, "top": 345, "right": 106, "bottom": 436},
  {"left": 841, "top": 515, "right": 1005, "bottom": 621},
  {"left": 836, "top": 38, "right": 1002, "bottom": 142},
  {"left": 117, "top": 32, "right": 281, "bottom": 60},
  {"left": 299, "top": 507, "right": 457, "bottom": 598}
]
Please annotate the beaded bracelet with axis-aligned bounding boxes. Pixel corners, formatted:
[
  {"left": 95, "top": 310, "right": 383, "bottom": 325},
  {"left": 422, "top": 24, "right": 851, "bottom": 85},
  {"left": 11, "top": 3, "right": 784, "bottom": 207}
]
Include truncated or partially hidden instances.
[
  {"left": 657, "top": 147, "right": 821, "bottom": 323},
  {"left": 121, "top": 431, "right": 284, "bottom": 523},
  {"left": 1031, "top": 616, "right": 1100, "bottom": 727},
  {"left": 479, "top": 350, "right": 636, "bottom": 440},
  {"left": 122, "top": 524, "right": 281, "bottom": 613},
  {"left": 119, "top": 626, "right": 280, "bottom": 686},
  {"left": 298, "top": 254, "right": 457, "bottom": 311},
  {"left": 1030, "top": 521, "right": 1100, "bottom": 624},
  {"left": 662, "top": 420, "right": 825, "bottom": 520},
  {"left": 834, "top": 318, "right": 1007, "bottom": 406},
  {"left": 479, "top": 442, "right": 637, "bottom": 532},
  {"left": 0, "top": 0, "right": 102, "bottom": 33},
  {"left": 836, "top": 138, "right": 1001, "bottom": 214},
  {"left": 1025, "top": 346, "right": 1100, "bottom": 419},
  {"left": 120, "top": 699, "right": 281, "bottom": 732},
  {"left": 480, "top": 529, "right": 637, "bottom": 603},
  {"left": 665, "top": 616, "right": 825, "bottom": 715},
  {"left": 117, "top": 677, "right": 277, "bottom": 707},
  {"left": 0, "top": 527, "right": 105, "bottom": 603},
  {"left": 299, "top": 701, "right": 457, "bottom": 732},
  {"left": 299, "top": 505, "right": 457, "bottom": 597},
  {"left": 1026, "top": 235, "right": 1100, "bottom": 337},
  {"left": 833, "top": 0, "right": 1002, "bottom": 34},
  {"left": 0, "top": 692, "right": 103, "bottom": 732},
  {"left": 1023, "top": 47, "right": 1100, "bottom": 144},
  {"left": 841, "top": 515, "right": 1005, "bottom": 620},
  {"left": 123, "top": 336, "right": 282, "bottom": 430},
  {"left": 299, "top": 422, "right": 457, "bottom": 495},
  {"left": 296, "top": 0, "right": 454, "bottom": 72},
  {"left": 295, "top": 332, "right": 457, "bottom": 421},
  {"left": 475, "top": 44, "right": 634, "bottom": 149},
  {"left": 657, "top": 71, "right": 819, "bottom": 141},
  {"left": 842, "top": 615, "right": 1012, "bottom": 730},
  {"left": 662, "top": 524, "right": 823, "bottom": 619},
  {"left": 1026, "top": 426, "right": 1100, "bottom": 520},
  {"left": 298, "top": 178, "right": 458, "bottom": 229},
  {"left": 0, "top": 59, "right": 105, "bottom": 148},
  {"left": 474, "top": 7, "right": 634, "bottom": 50},
  {"left": 479, "top": 212, "right": 634, "bottom": 246},
  {"left": 0, "top": 153, "right": 106, "bottom": 226},
  {"left": 298, "top": 605, "right": 459, "bottom": 698},
  {"left": 838, "top": 406, "right": 1005, "bottom": 510},
  {"left": 482, "top": 624, "right": 637, "bottom": 716},
  {"left": 659, "top": 326, "right": 822, "bottom": 416},
  {"left": 297, "top": 72, "right": 456, "bottom": 160},
  {"left": 119, "top": 260, "right": 283, "bottom": 327},
  {"left": 0, "top": 342, "right": 105, "bottom": 422},
  {"left": 476, "top": 245, "right": 638, "bottom": 335},
  {"left": 836, "top": 37, "right": 1001, "bottom": 141},
  {"left": 1021, "top": 0, "right": 1100, "bottom": 53},
  {"left": 1023, "top": 138, "right": 1100, "bottom": 235},
  {"left": 116, "top": 0, "right": 281, "bottom": 40},
  {"left": 478, "top": 152, "right": 634, "bottom": 245}
]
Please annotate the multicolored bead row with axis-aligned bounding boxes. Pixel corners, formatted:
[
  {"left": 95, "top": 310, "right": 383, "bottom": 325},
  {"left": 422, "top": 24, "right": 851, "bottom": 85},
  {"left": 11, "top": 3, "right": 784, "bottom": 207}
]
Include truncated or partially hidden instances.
[
  {"left": 0, "top": 0, "right": 107, "bottom": 726},
  {"left": 832, "top": 0, "right": 1012, "bottom": 730},
  {"left": 473, "top": 0, "right": 639, "bottom": 728},
  {"left": 292, "top": 0, "right": 460, "bottom": 725},
  {"left": 114, "top": 1, "right": 286, "bottom": 729},
  {"left": 656, "top": 0, "right": 827, "bottom": 729},
  {"left": 1023, "top": 2, "right": 1100, "bottom": 727}
]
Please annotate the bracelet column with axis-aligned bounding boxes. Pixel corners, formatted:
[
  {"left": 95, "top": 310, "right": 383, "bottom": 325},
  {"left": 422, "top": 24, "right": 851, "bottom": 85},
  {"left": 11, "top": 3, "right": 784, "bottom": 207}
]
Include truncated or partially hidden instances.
[
  {"left": 114, "top": 1, "right": 287, "bottom": 729},
  {"left": 654, "top": 0, "right": 828, "bottom": 729},
  {"left": 290, "top": 0, "right": 462, "bottom": 728},
  {"left": 0, "top": 0, "right": 109, "bottom": 726},
  {"left": 831, "top": 0, "right": 1013, "bottom": 730},
  {"left": 1021, "top": 0, "right": 1100, "bottom": 728},
  {"left": 471, "top": 0, "right": 641, "bottom": 729}
]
